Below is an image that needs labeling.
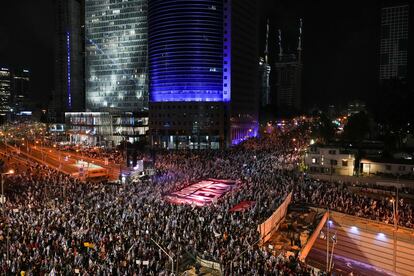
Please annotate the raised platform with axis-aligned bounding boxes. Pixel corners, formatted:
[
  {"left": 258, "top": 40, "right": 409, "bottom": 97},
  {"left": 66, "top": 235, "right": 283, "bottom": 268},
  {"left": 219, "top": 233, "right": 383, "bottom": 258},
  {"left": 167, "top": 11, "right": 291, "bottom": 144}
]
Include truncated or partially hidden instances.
[
  {"left": 165, "top": 179, "right": 236, "bottom": 206},
  {"left": 70, "top": 160, "right": 107, "bottom": 179}
]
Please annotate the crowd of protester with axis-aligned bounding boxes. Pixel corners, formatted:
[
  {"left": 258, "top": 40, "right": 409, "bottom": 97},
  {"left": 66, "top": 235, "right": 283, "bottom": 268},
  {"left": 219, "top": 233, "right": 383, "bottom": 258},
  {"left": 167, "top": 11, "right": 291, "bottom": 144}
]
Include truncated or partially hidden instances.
[{"left": 0, "top": 124, "right": 412, "bottom": 275}]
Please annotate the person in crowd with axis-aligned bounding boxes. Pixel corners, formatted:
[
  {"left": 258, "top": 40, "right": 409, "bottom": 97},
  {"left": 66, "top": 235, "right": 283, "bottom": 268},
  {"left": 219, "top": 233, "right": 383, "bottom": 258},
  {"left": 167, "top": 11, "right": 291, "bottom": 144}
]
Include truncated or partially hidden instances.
[{"left": 0, "top": 124, "right": 411, "bottom": 275}]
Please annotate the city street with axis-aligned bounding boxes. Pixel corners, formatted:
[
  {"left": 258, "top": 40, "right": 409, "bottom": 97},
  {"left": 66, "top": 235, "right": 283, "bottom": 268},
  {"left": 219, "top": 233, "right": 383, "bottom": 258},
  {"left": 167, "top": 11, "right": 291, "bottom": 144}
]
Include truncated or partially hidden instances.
[{"left": 0, "top": 142, "right": 117, "bottom": 180}]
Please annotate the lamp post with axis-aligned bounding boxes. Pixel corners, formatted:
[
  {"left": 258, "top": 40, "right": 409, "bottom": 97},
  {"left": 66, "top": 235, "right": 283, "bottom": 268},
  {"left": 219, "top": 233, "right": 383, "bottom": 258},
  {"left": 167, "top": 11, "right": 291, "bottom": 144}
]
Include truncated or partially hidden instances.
[
  {"left": 230, "top": 242, "right": 254, "bottom": 275},
  {"left": 40, "top": 140, "right": 44, "bottom": 162},
  {"left": 391, "top": 198, "right": 397, "bottom": 273},
  {"left": 391, "top": 198, "right": 397, "bottom": 230},
  {"left": 150, "top": 237, "right": 174, "bottom": 275},
  {"left": 326, "top": 210, "right": 330, "bottom": 272}
]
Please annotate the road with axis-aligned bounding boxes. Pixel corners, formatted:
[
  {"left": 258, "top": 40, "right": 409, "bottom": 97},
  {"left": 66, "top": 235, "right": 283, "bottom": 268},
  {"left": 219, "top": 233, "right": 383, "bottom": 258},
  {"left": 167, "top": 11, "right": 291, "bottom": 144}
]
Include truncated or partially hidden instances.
[
  {"left": 1, "top": 142, "right": 122, "bottom": 180},
  {"left": 307, "top": 248, "right": 395, "bottom": 276}
]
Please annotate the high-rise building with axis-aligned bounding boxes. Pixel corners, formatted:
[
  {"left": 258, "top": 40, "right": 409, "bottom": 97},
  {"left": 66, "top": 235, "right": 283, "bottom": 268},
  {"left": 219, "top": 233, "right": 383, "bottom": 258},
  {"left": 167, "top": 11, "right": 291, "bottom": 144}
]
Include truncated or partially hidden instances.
[
  {"left": 51, "top": 0, "right": 85, "bottom": 123},
  {"left": 148, "top": 0, "right": 258, "bottom": 149},
  {"left": 258, "top": 19, "right": 272, "bottom": 124},
  {"left": 274, "top": 20, "right": 303, "bottom": 116},
  {"left": 85, "top": 0, "right": 148, "bottom": 112},
  {"left": 375, "top": 3, "right": 412, "bottom": 127},
  {"left": 259, "top": 20, "right": 271, "bottom": 108},
  {"left": 0, "top": 67, "right": 11, "bottom": 117},
  {"left": 12, "top": 69, "right": 30, "bottom": 113},
  {"left": 379, "top": 4, "right": 409, "bottom": 81},
  {"left": 65, "top": 0, "right": 149, "bottom": 145},
  {"left": 259, "top": 60, "right": 271, "bottom": 108}
]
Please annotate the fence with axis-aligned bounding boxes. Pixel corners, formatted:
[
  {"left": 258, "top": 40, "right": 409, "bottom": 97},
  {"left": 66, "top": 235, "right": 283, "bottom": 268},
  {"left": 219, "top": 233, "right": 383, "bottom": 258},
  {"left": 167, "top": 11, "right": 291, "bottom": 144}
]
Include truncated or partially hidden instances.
[{"left": 257, "top": 192, "right": 292, "bottom": 244}]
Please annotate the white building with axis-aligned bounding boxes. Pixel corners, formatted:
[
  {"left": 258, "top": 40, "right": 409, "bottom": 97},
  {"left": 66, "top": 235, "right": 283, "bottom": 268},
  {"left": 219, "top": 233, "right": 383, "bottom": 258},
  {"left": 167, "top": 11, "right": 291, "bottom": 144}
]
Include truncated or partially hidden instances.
[
  {"left": 304, "top": 145, "right": 355, "bottom": 176},
  {"left": 360, "top": 158, "right": 414, "bottom": 176}
]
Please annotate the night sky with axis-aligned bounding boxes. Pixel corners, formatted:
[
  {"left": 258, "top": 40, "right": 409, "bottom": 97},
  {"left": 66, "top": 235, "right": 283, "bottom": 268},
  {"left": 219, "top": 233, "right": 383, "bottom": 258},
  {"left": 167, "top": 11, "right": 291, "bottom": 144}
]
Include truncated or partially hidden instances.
[
  {"left": 0, "top": 0, "right": 54, "bottom": 107},
  {"left": 0, "top": 0, "right": 408, "bottom": 112},
  {"left": 259, "top": 0, "right": 383, "bottom": 110}
]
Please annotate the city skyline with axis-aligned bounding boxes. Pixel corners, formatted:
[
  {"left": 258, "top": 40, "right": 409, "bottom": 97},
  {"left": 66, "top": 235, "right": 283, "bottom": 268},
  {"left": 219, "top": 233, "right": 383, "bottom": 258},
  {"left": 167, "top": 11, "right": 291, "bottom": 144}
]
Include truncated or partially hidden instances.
[
  {"left": 0, "top": 1, "right": 414, "bottom": 275},
  {"left": 0, "top": 0, "right": 411, "bottom": 116}
]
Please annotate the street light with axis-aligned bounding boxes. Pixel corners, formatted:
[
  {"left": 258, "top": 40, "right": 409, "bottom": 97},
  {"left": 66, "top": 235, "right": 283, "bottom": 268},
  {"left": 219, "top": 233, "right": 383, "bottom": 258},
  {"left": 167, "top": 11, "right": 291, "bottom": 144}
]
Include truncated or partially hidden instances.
[
  {"left": 150, "top": 237, "right": 174, "bottom": 275},
  {"left": 390, "top": 197, "right": 397, "bottom": 273},
  {"left": 390, "top": 199, "right": 397, "bottom": 230}
]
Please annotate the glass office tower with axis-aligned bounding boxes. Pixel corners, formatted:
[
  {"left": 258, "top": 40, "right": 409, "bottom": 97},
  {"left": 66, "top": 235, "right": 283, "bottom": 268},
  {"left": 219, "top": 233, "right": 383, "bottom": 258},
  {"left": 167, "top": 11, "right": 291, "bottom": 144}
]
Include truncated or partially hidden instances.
[{"left": 85, "top": 0, "right": 148, "bottom": 112}]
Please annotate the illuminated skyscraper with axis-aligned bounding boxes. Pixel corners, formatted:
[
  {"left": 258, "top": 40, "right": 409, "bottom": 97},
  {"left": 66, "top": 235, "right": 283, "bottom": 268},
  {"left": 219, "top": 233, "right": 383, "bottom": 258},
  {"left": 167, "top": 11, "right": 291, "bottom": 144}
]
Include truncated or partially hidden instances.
[
  {"left": 12, "top": 69, "right": 30, "bottom": 113},
  {"left": 85, "top": 0, "right": 148, "bottom": 112},
  {"left": 51, "top": 0, "right": 84, "bottom": 123},
  {"left": 379, "top": 4, "right": 409, "bottom": 80},
  {"left": 0, "top": 67, "right": 11, "bottom": 117},
  {"left": 149, "top": 0, "right": 258, "bottom": 149}
]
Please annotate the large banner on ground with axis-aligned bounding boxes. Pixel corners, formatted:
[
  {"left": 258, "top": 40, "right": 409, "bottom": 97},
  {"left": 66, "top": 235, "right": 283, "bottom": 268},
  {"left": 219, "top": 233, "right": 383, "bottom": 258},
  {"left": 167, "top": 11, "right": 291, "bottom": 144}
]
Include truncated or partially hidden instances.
[{"left": 258, "top": 192, "right": 292, "bottom": 244}]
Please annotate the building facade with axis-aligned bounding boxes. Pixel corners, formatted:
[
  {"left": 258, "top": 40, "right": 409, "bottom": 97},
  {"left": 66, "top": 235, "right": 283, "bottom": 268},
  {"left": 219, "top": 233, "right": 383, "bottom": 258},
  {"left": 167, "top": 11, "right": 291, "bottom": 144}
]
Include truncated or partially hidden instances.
[
  {"left": 259, "top": 20, "right": 271, "bottom": 108},
  {"left": 148, "top": 0, "right": 258, "bottom": 149},
  {"left": 274, "top": 21, "right": 303, "bottom": 116},
  {"left": 304, "top": 145, "right": 356, "bottom": 176},
  {"left": 360, "top": 158, "right": 414, "bottom": 177},
  {"left": 51, "top": 0, "right": 85, "bottom": 123},
  {"left": 274, "top": 56, "right": 302, "bottom": 114},
  {"left": 65, "top": 111, "right": 149, "bottom": 146},
  {"left": 0, "top": 67, "right": 11, "bottom": 117},
  {"left": 259, "top": 57, "right": 271, "bottom": 108},
  {"left": 379, "top": 4, "right": 409, "bottom": 80},
  {"left": 11, "top": 69, "right": 30, "bottom": 113},
  {"left": 64, "top": 0, "right": 150, "bottom": 145},
  {"left": 0, "top": 67, "right": 32, "bottom": 119},
  {"left": 85, "top": 0, "right": 148, "bottom": 112}
]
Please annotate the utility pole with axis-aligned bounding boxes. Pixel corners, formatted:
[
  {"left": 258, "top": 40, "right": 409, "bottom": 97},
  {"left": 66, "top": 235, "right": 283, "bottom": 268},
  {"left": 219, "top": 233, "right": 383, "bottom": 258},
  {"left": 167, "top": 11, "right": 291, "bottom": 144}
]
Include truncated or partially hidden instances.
[
  {"left": 329, "top": 231, "right": 337, "bottom": 273},
  {"left": 391, "top": 197, "right": 396, "bottom": 272},
  {"left": 150, "top": 237, "right": 174, "bottom": 275},
  {"left": 326, "top": 210, "right": 330, "bottom": 273}
]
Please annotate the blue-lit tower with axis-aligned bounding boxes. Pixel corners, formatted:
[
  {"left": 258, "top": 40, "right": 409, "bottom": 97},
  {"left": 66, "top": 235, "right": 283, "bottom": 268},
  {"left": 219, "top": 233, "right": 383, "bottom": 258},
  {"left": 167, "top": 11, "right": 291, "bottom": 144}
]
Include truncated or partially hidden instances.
[
  {"left": 51, "top": 0, "right": 84, "bottom": 123},
  {"left": 149, "top": 0, "right": 258, "bottom": 149}
]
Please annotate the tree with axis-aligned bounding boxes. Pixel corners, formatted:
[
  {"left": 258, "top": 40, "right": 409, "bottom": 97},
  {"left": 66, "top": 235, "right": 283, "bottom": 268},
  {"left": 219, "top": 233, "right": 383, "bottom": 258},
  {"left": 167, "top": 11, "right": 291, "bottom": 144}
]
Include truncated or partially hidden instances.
[
  {"left": 343, "top": 112, "right": 370, "bottom": 142},
  {"left": 311, "top": 114, "right": 336, "bottom": 142}
]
